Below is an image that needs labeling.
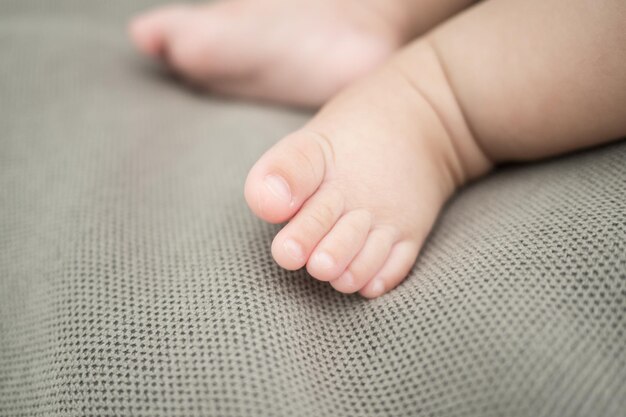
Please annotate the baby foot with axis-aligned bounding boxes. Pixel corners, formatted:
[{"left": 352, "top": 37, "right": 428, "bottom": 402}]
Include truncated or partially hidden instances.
[
  {"left": 244, "top": 41, "right": 492, "bottom": 297},
  {"left": 129, "top": 0, "right": 403, "bottom": 107}
]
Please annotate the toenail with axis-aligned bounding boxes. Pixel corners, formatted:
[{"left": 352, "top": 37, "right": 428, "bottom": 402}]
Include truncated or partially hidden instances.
[
  {"left": 368, "top": 278, "right": 385, "bottom": 297},
  {"left": 264, "top": 175, "right": 292, "bottom": 204},
  {"left": 283, "top": 239, "right": 304, "bottom": 262},
  {"left": 313, "top": 252, "right": 335, "bottom": 270}
]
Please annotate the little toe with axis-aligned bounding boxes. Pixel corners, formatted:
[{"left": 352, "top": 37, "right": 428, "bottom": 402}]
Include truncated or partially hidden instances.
[
  {"left": 245, "top": 130, "right": 332, "bottom": 224},
  {"left": 307, "top": 209, "right": 372, "bottom": 281},
  {"left": 330, "top": 227, "right": 395, "bottom": 293},
  {"left": 271, "top": 186, "right": 344, "bottom": 271},
  {"left": 359, "top": 240, "right": 420, "bottom": 299}
]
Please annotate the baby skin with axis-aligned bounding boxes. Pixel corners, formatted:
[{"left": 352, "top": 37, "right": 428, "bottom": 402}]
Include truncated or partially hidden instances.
[
  {"left": 131, "top": 0, "right": 626, "bottom": 297},
  {"left": 130, "top": 0, "right": 475, "bottom": 106}
]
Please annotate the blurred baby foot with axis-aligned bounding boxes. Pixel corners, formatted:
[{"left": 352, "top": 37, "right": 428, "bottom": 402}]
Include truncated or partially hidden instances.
[{"left": 130, "top": 0, "right": 403, "bottom": 107}]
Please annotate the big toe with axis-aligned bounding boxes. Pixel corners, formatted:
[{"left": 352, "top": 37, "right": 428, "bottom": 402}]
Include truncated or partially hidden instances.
[
  {"left": 129, "top": 5, "right": 189, "bottom": 57},
  {"left": 244, "top": 130, "right": 332, "bottom": 224}
]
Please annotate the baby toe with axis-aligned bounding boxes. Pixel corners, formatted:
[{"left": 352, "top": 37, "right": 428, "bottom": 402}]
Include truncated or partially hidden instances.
[
  {"left": 245, "top": 130, "right": 332, "bottom": 224},
  {"left": 271, "top": 186, "right": 345, "bottom": 271},
  {"left": 359, "top": 240, "right": 420, "bottom": 299},
  {"left": 129, "top": 5, "right": 190, "bottom": 57},
  {"left": 306, "top": 209, "right": 372, "bottom": 282},
  {"left": 330, "top": 227, "right": 395, "bottom": 293}
]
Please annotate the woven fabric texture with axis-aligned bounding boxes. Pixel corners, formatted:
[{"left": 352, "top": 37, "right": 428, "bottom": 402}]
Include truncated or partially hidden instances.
[{"left": 1, "top": 1, "right": 625, "bottom": 416}]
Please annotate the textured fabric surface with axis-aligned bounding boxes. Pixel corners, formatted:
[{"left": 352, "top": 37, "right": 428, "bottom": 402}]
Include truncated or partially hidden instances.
[{"left": 1, "top": 1, "right": 625, "bottom": 416}]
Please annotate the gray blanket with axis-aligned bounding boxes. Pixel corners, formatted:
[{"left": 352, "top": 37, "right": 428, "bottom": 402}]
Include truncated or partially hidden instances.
[{"left": 1, "top": 1, "right": 625, "bottom": 416}]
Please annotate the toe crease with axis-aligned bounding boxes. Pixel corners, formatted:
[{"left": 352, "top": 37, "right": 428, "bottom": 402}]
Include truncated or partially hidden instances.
[{"left": 302, "top": 129, "right": 337, "bottom": 177}]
